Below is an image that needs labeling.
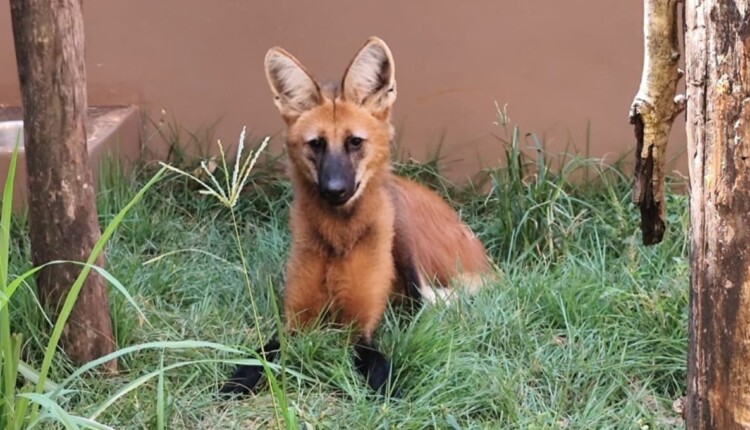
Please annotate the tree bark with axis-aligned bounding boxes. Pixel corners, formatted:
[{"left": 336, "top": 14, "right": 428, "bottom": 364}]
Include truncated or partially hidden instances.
[
  {"left": 630, "top": 0, "right": 686, "bottom": 245},
  {"left": 685, "top": 0, "right": 750, "bottom": 428},
  {"left": 10, "top": 0, "right": 117, "bottom": 370}
]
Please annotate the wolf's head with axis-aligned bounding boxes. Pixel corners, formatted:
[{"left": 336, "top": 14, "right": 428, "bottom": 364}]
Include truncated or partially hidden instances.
[{"left": 264, "top": 37, "right": 397, "bottom": 208}]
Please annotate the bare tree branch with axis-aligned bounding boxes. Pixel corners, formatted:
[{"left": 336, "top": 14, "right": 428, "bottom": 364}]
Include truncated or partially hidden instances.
[{"left": 630, "top": 0, "right": 686, "bottom": 245}]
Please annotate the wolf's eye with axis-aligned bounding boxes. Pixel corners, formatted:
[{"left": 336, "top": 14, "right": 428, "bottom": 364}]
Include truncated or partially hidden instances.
[
  {"left": 346, "top": 136, "right": 364, "bottom": 149},
  {"left": 307, "top": 137, "right": 326, "bottom": 151}
]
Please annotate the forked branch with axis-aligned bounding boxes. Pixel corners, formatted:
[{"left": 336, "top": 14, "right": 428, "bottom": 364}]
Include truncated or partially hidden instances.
[{"left": 629, "top": 0, "right": 685, "bottom": 245}]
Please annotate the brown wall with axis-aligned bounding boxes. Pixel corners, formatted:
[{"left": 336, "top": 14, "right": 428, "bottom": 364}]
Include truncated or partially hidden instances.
[{"left": 0, "top": 1, "right": 687, "bottom": 180}]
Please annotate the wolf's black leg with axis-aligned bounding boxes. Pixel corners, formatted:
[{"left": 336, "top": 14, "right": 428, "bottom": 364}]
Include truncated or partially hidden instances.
[
  {"left": 398, "top": 257, "right": 423, "bottom": 309},
  {"left": 392, "top": 232, "right": 423, "bottom": 312},
  {"left": 353, "top": 337, "right": 400, "bottom": 397},
  {"left": 219, "top": 338, "right": 280, "bottom": 397}
]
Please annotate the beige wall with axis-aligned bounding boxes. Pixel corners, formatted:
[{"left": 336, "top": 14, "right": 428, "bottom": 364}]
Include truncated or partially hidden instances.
[{"left": 0, "top": 1, "right": 687, "bottom": 180}]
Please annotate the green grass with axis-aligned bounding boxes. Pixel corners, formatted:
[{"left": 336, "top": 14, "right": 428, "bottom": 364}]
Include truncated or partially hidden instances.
[{"left": 4, "top": 117, "right": 688, "bottom": 429}]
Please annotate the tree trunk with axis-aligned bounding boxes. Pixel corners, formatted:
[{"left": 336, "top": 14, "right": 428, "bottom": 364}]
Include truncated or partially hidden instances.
[
  {"left": 10, "top": 0, "right": 117, "bottom": 371},
  {"left": 630, "top": 0, "right": 685, "bottom": 245},
  {"left": 685, "top": 0, "right": 750, "bottom": 428}
]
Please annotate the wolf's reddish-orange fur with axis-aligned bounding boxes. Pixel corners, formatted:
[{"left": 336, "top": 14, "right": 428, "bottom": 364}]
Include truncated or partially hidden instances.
[
  {"left": 266, "top": 37, "right": 491, "bottom": 343},
  {"left": 389, "top": 176, "right": 490, "bottom": 288}
]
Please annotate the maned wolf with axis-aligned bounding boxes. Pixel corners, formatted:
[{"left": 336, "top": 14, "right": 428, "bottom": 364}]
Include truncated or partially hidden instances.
[{"left": 220, "top": 37, "right": 492, "bottom": 397}]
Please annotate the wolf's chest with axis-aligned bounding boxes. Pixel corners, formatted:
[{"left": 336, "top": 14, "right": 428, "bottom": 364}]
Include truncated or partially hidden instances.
[{"left": 309, "top": 221, "right": 374, "bottom": 259}]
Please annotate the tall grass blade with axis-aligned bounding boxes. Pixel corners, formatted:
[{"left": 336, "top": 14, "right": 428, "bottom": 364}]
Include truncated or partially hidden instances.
[
  {"left": 89, "top": 358, "right": 279, "bottom": 421},
  {"left": 0, "top": 261, "right": 149, "bottom": 329},
  {"left": 156, "top": 352, "right": 165, "bottom": 430},
  {"left": 54, "top": 339, "right": 311, "bottom": 408},
  {"left": 20, "top": 393, "right": 80, "bottom": 430},
  {"left": 0, "top": 140, "right": 19, "bottom": 430},
  {"left": 16, "top": 361, "right": 59, "bottom": 393}
]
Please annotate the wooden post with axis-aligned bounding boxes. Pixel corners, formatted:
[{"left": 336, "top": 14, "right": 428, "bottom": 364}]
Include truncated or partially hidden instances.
[
  {"left": 10, "top": 0, "right": 117, "bottom": 370},
  {"left": 685, "top": 0, "right": 750, "bottom": 428}
]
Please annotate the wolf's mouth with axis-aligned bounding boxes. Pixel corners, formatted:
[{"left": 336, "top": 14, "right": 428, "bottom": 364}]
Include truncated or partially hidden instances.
[{"left": 324, "top": 181, "right": 361, "bottom": 207}]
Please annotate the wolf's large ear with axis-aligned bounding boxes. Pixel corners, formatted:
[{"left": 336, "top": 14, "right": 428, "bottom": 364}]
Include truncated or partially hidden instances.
[
  {"left": 341, "top": 37, "right": 397, "bottom": 119},
  {"left": 265, "top": 47, "right": 322, "bottom": 123}
]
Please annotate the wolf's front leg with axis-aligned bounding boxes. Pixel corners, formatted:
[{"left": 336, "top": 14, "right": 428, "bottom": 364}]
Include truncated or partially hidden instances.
[
  {"left": 330, "top": 235, "right": 398, "bottom": 395},
  {"left": 219, "top": 246, "right": 328, "bottom": 397},
  {"left": 219, "top": 338, "right": 280, "bottom": 396}
]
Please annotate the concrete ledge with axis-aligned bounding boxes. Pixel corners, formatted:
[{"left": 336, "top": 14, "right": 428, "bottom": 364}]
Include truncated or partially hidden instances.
[{"left": 0, "top": 105, "right": 141, "bottom": 211}]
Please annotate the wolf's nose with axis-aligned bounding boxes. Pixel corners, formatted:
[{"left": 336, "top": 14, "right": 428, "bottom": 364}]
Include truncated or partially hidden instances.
[
  {"left": 320, "top": 178, "right": 350, "bottom": 204},
  {"left": 322, "top": 179, "right": 346, "bottom": 198}
]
